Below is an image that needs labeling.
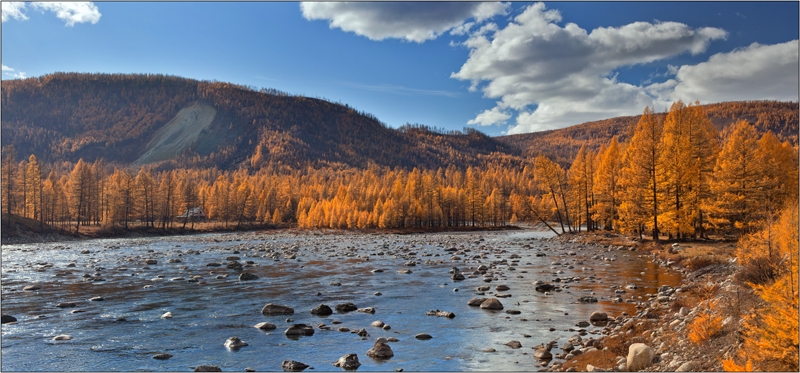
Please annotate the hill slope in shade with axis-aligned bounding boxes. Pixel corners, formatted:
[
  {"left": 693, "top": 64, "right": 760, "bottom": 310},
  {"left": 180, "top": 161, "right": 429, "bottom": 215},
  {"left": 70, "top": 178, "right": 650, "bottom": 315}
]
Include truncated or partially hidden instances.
[
  {"left": 1, "top": 73, "right": 519, "bottom": 170},
  {"left": 2, "top": 73, "right": 796, "bottom": 170}
]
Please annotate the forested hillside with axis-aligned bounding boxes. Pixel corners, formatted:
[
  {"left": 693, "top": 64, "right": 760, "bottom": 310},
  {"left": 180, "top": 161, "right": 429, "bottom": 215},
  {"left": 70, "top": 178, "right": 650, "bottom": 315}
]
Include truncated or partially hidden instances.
[
  {"left": 3, "top": 73, "right": 795, "bottom": 171},
  {"left": 1, "top": 73, "right": 520, "bottom": 170}
]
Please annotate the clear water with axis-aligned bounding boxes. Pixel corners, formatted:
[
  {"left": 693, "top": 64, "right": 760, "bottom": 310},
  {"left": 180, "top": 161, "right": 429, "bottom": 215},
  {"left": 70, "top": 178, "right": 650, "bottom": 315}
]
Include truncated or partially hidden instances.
[{"left": 1, "top": 229, "right": 681, "bottom": 371}]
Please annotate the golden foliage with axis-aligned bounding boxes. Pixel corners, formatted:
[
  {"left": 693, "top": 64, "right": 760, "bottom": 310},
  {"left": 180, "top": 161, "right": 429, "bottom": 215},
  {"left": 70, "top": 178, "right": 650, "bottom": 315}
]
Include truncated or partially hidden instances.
[{"left": 688, "top": 308, "right": 724, "bottom": 345}]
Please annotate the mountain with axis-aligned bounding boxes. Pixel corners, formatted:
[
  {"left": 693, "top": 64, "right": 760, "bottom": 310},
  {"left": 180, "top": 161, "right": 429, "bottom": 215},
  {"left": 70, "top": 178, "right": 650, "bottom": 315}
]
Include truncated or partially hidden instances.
[
  {"left": 1, "top": 73, "right": 796, "bottom": 170},
  {"left": 1, "top": 72, "right": 520, "bottom": 171}
]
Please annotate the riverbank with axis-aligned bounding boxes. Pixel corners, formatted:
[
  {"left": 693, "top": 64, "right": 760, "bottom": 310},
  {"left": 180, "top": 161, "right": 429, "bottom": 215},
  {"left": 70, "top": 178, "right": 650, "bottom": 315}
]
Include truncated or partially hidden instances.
[
  {"left": 0, "top": 215, "right": 286, "bottom": 245},
  {"left": 0, "top": 214, "right": 525, "bottom": 245},
  {"left": 545, "top": 232, "right": 751, "bottom": 372}
]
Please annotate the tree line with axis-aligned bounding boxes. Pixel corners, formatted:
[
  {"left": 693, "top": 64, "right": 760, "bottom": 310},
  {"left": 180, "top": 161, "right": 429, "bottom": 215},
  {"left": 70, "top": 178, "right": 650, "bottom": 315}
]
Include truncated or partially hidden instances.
[{"left": 2, "top": 100, "right": 796, "bottom": 240}]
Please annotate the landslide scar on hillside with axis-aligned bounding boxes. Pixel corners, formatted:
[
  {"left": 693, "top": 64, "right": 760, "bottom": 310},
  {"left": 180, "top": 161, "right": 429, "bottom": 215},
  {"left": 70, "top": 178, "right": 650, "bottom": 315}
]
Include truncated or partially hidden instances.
[{"left": 134, "top": 101, "right": 217, "bottom": 165}]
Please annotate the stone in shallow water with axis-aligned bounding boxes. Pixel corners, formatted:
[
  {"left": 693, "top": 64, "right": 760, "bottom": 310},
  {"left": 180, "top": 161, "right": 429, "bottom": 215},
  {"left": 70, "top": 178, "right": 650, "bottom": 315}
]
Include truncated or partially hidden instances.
[
  {"left": 333, "top": 353, "right": 361, "bottom": 370},
  {"left": 262, "top": 303, "right": 295, "bottom": 315},
  {"left": 282, "top": 360, "right": 309, "bottom": 372},
  {"left": 468, "top": 298, "right": 488, "bottom": 306},
  {"left": 195, "top": 365, "right": 222, "bottom": 372},
  {"left": 366, "top": 341, "right": 394, "bottom": 359},
  {"left": 284, "top": 324, "right": 314, "bottom": 337},
  {"left": 239, "top": 272, "right": 259, "bottom": 281},
  {"left": 224, "top": 336, "right": 248, "bottom": 349},
  {"left": 480, "top": 298, "right": 504, "bottom": 310},
  {"left": 153, "top": 353, "right": 172, "bottom": 360},
  {"left": 335, "top": 303, "right": 357, "bottom": 313},
  {"left": 414, "top": 333, "right": 433, "bottom": 340},
  {"left": 310, "top": 304, "right": 333, "bottom": 316}
]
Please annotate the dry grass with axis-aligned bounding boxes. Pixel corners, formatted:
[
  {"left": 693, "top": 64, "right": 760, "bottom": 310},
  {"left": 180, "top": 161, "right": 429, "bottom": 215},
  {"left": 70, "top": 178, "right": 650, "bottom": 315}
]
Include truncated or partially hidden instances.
[{"left": 559, "top": 349, "right": 620, "bottom": 371}]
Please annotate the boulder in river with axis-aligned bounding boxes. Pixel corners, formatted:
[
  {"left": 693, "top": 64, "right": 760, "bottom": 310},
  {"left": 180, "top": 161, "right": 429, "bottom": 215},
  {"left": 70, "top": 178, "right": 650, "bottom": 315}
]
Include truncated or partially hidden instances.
[
  {"left": 1, "top": 314, "right": 17, "bottom": 324},
  {"left": 505, "top": 340, "right": 522, "bottom": 349},
  {"left": 535, "top": 283, "right": 556, "bottom": 292},
  {"left": 426, "top": 309, "right": 456, "bottom": 318},
  {"left": 626, "top": 343, "right": 655, "bottom": 371},
  {"left": 89, "top": 296, "right": 104, "bottom": 301},
  {"left": 371, "top": 320, "right": 385, "bottom": 327},
  {"left": 575, "top": 321, "right": 590, "bottom": 327},
  {"left": 396, "top": 269, "right": 412, "bottom": 274},
  {"left": 589, "top": 312, "right": 608, "bottom": 322},
  {"left": 495, "top": 284, "right": 510, "bottom": 291},
  {"left": 224, "top": 336, "right": 248, "bottom": 349},
  {"left": 23, "top": 285, "right": 41, "bottom": 291},
  {"left": 357, "top": 307, "right": 376, "bottom": 314},
  {"left": 333, "top": 353, "right": 361, "bottom": 370},
  {"left": 281, "top": 360, "right": 309, "bottom": 372},
  {"left": 52, "top": 334, "right": 72, "bottom": 341},
  {"left": 578, "top": 296, "right": 598, "bottom": 303},
  {"left": 335, "top": 303, "right": 358, "bottom": 313},
  {"left": 255, "top": 322, "right": 277, "bottom": 330},
  {"left": 161, "top": 312, "right": 173, "bottom": 319},
  {"left": 56, "top": 302, "right": 77, "bottom": 308},
  {"left": 479, "top": 298, "right": 504, "bottom": 310},
  {"left": 153, "top": 353, "right": 173, "bottom": 360},
  {"left": 468, "top": 297, "right": 488, "bottom": 306},
  {"left": 311, "top": 304, "right": 333, "bottom": 316},
  {"left": 534, "top": 347, "right": 552, "bottom": 360},
  {"left": 414, "top": 333, "right": 433, "bottom": 340},
  {"left": 262, "top": 303, "right": 295, "bottom": 315},
  {"left": 284, "top": 324, "right": 314, "bottom": 337},
  {"left": 195, "top": 365, "right": 223, "bottom": 372},
  {"left": 366, "top": 341, "right": 394, "bottom": 359},
  {"left": 144, "top": 259, "right": 157, "bottom": 265},
  {"left": 239, "top": 272, "right": 259, "bottom": 281}
]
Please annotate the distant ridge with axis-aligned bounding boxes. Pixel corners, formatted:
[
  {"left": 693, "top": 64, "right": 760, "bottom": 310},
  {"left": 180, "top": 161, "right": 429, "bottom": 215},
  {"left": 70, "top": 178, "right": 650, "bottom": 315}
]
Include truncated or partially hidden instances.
[
  {"left": 2, "top": 73, "right": 796, "bottom": 170},
  {"left": 498, "top": 100, "right": 798, "bottom": 166}
]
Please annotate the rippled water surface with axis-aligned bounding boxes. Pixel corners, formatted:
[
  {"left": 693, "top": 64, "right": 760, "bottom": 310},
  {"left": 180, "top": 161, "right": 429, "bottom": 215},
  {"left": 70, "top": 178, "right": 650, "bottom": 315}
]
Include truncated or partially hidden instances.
[{"left": 1, "top": 229, "right": 681, "bottom": 371}]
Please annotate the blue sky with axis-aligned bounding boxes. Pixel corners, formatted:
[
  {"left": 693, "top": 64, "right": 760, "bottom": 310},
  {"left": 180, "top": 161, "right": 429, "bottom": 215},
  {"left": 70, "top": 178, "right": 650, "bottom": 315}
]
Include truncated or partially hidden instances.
[{"left": 2, "top": 2, "right": 798, "bottom": 136}]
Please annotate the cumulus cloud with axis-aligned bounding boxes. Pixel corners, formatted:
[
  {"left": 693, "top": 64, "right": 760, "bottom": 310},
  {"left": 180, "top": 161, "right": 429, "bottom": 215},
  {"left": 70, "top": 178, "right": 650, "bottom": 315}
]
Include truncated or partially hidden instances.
[
  {"left": 664, "top": 40, "right": 799, "bottom": 103},
  {"left": 2, "top": 65, "right": 27, "bottom": 80},
  {"left": 2, "top": 2, "right": 100, "bottom": 26},
  {"left": 300, "top": 2, "right": 509, "bottom": 43},
  {"left": 468, "top": 106, "right": 512, "bottom": 126},
  {"left": 2, "top": 2, "right": 29, "bottom": 22},
  {"left": 451, "top": 2, "right": 728, "bottom": 133}
]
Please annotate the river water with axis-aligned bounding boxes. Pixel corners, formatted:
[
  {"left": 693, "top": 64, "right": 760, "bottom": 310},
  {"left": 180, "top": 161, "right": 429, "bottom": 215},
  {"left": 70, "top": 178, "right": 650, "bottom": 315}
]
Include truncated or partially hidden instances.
[{"left": 1, "top": 229, "right": 681, "bottom": 371}]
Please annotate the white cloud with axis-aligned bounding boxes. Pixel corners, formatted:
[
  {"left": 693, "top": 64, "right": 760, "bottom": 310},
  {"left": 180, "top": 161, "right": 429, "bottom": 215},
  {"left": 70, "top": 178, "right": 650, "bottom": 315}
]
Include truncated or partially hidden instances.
[
  {"left": 2, "top": 2, "right": 100, "bottom": 26},
  {"left": 300, "top": 2, "right": 509, "bottom": 43},
  {"left": 664, "top": 40, "right": 799, "bottom": 103},
  {"left": 451, "top": 2, "right": 728, "bottom": 133},
  {"left": 2, "top": 65, "right": 27, "bottom": 80},
  {"left": 2, "top": 2, "right": 29, "bottom": 22},
  {"left": 468, "top": 106, "right": 512, "bottom": 126}
]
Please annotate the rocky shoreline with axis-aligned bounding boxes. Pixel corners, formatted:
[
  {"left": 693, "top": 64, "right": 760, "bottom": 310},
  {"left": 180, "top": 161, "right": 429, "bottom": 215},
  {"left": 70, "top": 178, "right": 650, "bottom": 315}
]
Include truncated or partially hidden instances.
[{"left": 541, "top": 233, "right": 743, "bottom": 372}]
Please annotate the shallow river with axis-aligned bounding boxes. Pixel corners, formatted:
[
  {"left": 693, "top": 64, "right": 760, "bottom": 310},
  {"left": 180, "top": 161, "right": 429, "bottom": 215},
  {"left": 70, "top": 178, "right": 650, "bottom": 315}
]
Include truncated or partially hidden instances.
[{"left": 1, "top": 229, "right": 681, "bottom": 371}]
